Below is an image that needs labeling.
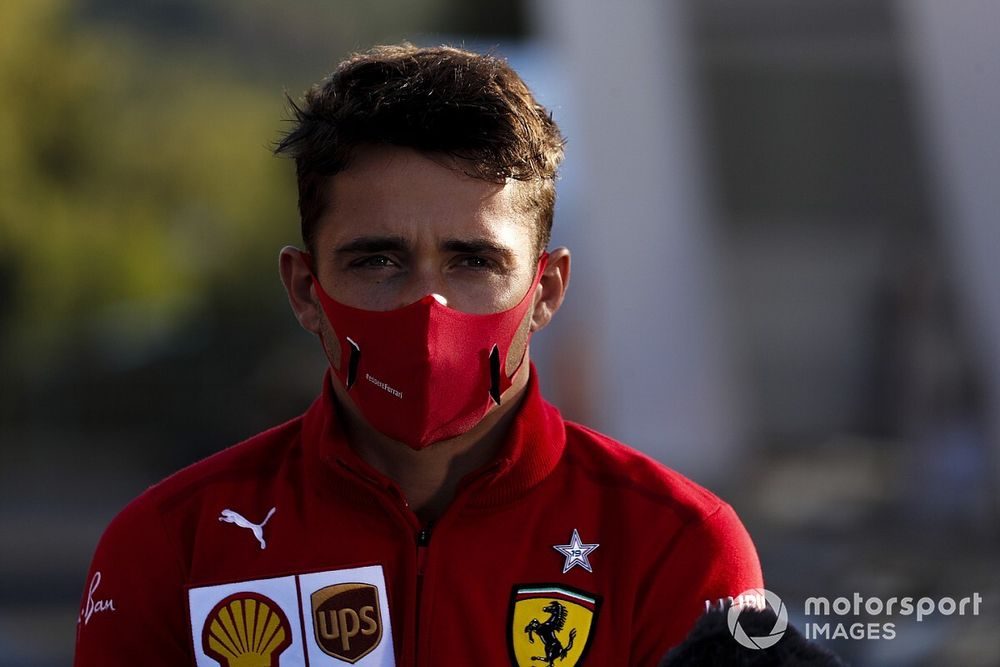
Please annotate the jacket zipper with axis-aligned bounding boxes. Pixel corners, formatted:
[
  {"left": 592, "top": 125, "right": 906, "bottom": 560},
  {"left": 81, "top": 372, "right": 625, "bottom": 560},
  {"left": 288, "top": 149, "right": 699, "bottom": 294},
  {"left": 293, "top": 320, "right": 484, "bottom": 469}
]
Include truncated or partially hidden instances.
[
  {"left": 336, "top": 458, "right": 506, "bottom": 664},
  {"left": 414, "top": 525, "right": 431, "bottom": 665},
  {"left": 417, "top": 527, "right": 431, "bottom": 575},
  {"left": 335, "top": 460, "right": 426, "bottom": 663}
]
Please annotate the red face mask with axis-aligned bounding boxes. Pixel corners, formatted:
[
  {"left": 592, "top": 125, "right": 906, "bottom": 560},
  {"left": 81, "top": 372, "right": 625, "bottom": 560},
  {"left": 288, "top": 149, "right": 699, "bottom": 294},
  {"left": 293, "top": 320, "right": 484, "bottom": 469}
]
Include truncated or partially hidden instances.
[{"left": 311, "top": 254, "right": 548, "bottom": 450}]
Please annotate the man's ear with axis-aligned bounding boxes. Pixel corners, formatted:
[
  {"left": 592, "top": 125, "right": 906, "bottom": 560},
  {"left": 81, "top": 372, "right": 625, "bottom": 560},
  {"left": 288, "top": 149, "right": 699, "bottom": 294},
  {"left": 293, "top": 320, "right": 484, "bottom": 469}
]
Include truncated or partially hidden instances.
[
  {"left": 279, "top": 246, "right": 323, "bottom": 334},
  {"left": 530, "top": 247, "right": 571, "bottom": 333}
]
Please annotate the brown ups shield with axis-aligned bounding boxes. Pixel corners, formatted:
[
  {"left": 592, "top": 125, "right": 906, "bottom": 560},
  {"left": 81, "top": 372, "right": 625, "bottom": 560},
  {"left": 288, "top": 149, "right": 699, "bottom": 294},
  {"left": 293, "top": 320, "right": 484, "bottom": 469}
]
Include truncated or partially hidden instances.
[{"left": 311, "top": 583, "right": 382, "bottom": 663}]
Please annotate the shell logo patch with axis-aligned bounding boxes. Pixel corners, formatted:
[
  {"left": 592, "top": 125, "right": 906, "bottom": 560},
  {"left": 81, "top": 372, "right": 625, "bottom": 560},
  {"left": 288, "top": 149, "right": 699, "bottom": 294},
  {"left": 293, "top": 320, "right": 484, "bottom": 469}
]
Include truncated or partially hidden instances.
[
  {"left": 189, "top": 565, "right": 395, "bottom": 666},
  {"left": 508, "top": 585, "right": 600, "bottom": 666},
  {"left": 311, "top": 583, "right": 382, "bottom": 663},
  {"left": 202, "top": 592, "right": 291, "bottom": 667}
]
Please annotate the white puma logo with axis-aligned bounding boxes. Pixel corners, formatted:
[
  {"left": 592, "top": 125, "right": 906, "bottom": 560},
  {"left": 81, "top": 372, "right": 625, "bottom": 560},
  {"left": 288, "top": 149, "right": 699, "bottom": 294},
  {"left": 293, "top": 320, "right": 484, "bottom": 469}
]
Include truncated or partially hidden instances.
[{"left": 219, "top": 507, "right": 276, "bottom": 549}]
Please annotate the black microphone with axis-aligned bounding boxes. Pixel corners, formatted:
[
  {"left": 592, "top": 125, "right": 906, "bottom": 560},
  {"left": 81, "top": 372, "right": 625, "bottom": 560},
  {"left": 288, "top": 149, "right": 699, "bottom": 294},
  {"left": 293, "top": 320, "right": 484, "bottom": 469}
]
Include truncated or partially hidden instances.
[{"left": 659, "top": 607, "right": 848, "bottom": 667}]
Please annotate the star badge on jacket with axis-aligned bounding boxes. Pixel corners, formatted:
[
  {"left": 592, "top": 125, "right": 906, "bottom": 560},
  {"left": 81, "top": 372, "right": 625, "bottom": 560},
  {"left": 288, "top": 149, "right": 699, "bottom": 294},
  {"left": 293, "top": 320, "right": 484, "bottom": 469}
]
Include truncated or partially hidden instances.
[{"left": 553, "top": 529, "right": 599, "bottom": 573}]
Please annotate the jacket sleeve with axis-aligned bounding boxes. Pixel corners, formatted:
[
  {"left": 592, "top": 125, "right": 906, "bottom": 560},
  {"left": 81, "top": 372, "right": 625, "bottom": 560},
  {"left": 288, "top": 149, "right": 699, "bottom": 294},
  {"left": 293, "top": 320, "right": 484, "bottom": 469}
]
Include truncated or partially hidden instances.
[
  {"left": 631, "top": 502, "right": 763, "bottom": 666},
  {"left": 74, "top": 493, "right": 192, "bottom": 665}
]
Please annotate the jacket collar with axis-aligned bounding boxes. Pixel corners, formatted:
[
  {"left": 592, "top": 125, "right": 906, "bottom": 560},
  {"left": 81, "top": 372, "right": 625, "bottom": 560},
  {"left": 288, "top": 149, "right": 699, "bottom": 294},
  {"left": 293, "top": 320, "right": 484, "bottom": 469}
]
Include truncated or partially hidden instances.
[{"left": 301, "top": 363, "right": 566, "bottom": 508}]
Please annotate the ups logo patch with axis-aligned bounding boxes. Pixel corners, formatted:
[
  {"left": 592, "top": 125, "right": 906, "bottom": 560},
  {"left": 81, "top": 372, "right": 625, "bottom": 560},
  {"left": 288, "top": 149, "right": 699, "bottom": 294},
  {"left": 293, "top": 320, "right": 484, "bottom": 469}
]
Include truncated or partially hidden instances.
[
  {"left": 508, "top": 585, "right": 600, "bottom": 666},
  {"left": 311, "top": 583, "right": 382, "bottom": 663}
]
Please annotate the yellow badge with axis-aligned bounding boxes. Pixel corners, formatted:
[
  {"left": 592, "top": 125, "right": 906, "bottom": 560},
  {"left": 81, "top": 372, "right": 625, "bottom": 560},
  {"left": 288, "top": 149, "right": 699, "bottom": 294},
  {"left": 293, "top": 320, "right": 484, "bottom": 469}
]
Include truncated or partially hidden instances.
[
  {"left": 201, "top": 592, "right": 291, "bottom": 667},
  {"left": 311, "top": 583, "right": 383, "bottom": 663},
  {"left": 508, "top": 585, "right": 600, "bottom": 666}
]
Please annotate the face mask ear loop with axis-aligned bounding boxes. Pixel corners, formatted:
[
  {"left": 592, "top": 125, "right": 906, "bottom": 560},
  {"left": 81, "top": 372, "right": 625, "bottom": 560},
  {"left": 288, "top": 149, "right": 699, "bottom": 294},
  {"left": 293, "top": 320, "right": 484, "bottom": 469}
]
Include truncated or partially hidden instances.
[
  {"left": 486, "top": 252, "right": 550, "bottom": 404},
  {"left": 303, "top": 249, "right": 320, "bottom": 319},
  {"left": 306, "top": 251, "right": 357, "bottom": 384}
]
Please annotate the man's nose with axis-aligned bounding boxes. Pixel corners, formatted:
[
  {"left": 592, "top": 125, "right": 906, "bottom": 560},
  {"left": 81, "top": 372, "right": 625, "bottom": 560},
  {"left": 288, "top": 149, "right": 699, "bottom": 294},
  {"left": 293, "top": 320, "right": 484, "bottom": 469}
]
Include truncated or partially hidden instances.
[{"left": 396, "top": 265, "right": 449, "bottom": 308}]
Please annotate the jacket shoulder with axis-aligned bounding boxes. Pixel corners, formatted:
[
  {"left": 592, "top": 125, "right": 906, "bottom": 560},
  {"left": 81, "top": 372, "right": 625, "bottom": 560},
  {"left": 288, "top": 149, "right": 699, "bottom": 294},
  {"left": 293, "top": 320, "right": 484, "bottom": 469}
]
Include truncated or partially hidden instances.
[
  {"left": 74, "top": 415, "right": 307, "bottom": 665},
  {"left": 559, "top": 423, "right": 763, "bottom": 661},
  {"left": 562, "top": 420, "right": 728, "bottom": 523},
  {"left": 137, "top": 414, "right": 305, "bottom": 509}
]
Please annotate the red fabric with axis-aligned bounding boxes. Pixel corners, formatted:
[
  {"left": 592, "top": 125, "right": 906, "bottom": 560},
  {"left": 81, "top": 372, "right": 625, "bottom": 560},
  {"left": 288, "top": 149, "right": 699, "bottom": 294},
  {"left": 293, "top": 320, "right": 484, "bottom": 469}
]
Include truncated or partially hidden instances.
[
  {"left": 74, "top": 367, "right": 762, "bottom": 666},
  {"left": 312, "top": 254, "right": 547, "bottom": 449}
]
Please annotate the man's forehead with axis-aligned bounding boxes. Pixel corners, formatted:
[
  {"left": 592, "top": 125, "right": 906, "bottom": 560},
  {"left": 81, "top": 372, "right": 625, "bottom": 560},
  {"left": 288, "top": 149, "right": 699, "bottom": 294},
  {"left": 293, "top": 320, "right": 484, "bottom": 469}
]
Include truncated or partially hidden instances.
[
  {"left": 316, "top": 147, "right": 536, "bottom": 256},
  {"left": 335, "top": 145, "right": 526, "bottom": 201}
]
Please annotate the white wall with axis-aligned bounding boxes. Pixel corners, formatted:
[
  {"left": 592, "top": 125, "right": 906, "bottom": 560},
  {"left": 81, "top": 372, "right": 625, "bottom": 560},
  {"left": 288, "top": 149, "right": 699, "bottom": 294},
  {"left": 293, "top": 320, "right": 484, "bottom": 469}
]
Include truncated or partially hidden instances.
[
  {"left": 533, "top": 0, "right": 746, "bottom": 483},
  {"left": 900, "top": 0, "right": 1000, "bottom": 508}
]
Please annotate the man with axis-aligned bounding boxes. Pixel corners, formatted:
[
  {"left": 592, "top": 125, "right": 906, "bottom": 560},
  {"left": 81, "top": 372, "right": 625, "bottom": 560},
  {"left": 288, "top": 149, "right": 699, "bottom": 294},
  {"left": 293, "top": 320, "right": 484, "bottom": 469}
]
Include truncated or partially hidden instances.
[{"left": 75, "top": 45, "right": 762, "bottom": 666}]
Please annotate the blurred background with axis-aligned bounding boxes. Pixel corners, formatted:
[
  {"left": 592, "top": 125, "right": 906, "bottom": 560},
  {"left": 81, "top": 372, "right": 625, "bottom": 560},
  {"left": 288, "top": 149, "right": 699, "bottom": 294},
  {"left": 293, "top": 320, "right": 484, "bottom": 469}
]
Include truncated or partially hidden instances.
[{"left": 1, "top": 0, "right": 997, "bottom": 665}]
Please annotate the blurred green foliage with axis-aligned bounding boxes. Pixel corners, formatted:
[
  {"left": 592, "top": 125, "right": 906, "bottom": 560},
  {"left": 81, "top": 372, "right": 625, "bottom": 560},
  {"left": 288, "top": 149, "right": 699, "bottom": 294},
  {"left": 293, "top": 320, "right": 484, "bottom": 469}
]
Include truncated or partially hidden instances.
[{"left": 0, "top": 0, "right": 298, "bottom": 376}]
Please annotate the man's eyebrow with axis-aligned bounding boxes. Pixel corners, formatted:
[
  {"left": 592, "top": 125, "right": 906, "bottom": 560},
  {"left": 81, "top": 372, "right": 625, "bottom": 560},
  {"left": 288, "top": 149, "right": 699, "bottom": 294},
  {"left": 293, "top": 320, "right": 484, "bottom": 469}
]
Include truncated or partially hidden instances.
[
  {"left": 334, "top": 235, "right": 411, "bottom": 254},
  {"left": 440, "top": 238, "right": 516, "bottom": 262}
]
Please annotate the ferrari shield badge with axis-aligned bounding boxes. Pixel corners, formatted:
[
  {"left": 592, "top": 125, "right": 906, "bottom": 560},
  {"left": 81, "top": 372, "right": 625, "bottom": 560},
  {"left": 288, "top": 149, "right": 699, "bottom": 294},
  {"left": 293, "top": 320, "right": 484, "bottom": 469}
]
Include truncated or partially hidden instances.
[{"left": 508, "top": 585, "right": 600, "bottom": 666}]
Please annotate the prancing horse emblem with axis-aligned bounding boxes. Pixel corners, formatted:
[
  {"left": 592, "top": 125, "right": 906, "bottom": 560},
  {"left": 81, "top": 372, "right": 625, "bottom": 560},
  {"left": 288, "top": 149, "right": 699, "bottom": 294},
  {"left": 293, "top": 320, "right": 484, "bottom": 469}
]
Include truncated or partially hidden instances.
[
  {"left": 218, "top": 507, "right": 276, "bottom": 549},
  {"left": 524, "top": 601, "right": 577, "bottom": 665},
  {"left": 508, "top": 584, "right": 599, "bottom": 666}
]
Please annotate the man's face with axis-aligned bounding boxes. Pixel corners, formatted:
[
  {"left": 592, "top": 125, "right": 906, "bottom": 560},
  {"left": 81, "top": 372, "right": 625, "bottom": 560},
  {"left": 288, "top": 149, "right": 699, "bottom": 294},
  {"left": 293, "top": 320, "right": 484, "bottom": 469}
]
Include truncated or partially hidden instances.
[
  {"left": 278, "top": 142, "right": 569, "bottom": 445},
  {"left": 310, "top": 145, "right": 541, "bottom": 316}
]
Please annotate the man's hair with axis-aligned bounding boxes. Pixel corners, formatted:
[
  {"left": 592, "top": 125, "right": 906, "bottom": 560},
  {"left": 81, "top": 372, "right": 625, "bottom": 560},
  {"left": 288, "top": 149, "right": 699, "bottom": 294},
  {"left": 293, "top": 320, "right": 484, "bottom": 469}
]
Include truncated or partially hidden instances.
[{"left": 274, "top": 44, "right": 565, "bottom": 254}]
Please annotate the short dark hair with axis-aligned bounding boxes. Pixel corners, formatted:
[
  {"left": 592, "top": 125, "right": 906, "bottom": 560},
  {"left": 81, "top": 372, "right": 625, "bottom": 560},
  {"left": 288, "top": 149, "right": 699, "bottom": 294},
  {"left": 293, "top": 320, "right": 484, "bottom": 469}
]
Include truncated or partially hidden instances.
[{"left": 274, "top": 44, "right": 565, "bottom": 254}]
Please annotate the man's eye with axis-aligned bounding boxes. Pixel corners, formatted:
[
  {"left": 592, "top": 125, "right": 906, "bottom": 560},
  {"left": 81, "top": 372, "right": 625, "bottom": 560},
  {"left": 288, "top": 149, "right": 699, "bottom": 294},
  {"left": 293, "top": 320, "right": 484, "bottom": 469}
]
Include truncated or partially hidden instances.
[
  {"left": 352, "top": 255, "right": 397, "bottom": 269},
  {"left": 457, "top": 256, "right": 494, "bottom": 270}
]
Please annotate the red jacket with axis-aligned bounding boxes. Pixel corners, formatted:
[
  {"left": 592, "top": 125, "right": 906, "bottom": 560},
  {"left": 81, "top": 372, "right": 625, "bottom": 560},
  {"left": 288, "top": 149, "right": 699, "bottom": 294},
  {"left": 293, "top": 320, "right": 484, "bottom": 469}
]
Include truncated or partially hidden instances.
[{"left": 74, "top": 369, "right": 762, "bottom": 666}]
